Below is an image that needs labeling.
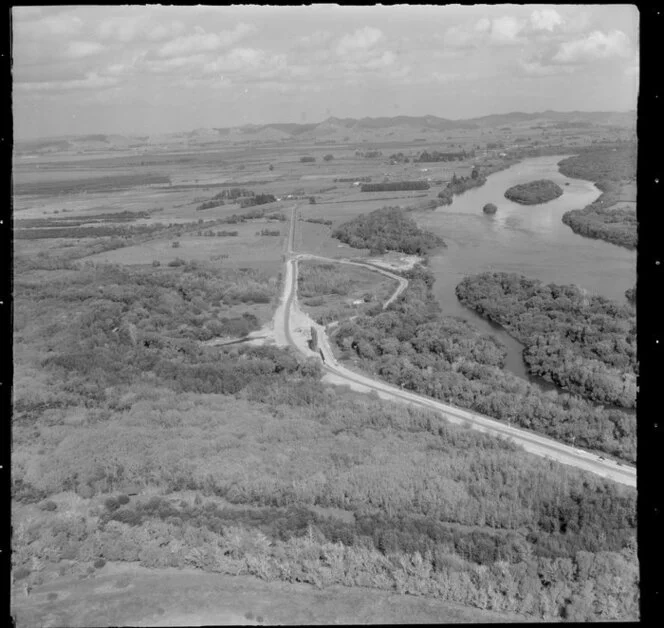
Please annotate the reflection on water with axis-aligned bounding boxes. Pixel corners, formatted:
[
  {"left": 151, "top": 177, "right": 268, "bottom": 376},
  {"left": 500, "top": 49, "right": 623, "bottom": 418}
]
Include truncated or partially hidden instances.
[{"left": 415, "top": 155, "right": 636, "bottom": 385}]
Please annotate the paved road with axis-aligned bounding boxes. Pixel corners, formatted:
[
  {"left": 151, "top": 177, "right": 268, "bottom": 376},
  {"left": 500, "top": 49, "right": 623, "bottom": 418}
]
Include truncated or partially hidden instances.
[{"left": 280, "top": 208, "right": 636, "bottom": 488}]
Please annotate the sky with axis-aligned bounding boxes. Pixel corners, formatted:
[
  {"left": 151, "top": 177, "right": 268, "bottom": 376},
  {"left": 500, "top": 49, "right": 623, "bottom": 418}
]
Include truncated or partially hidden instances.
[{"left": 11, "top": 5, "right": 639, "bottom": 139}]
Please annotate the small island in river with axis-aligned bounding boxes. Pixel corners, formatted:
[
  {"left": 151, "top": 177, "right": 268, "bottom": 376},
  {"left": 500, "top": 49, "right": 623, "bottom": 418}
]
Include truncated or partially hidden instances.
[{"left": 504, "top": 179, "right": 563, "bottom": 205}]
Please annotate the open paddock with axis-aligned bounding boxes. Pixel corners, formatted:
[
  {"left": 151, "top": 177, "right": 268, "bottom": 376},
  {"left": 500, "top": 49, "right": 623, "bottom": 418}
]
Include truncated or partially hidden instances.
[
  {"left": 79, "top": 220, "right": 287, "bottom": 267},
  {"left": 298, "top": 259, "right": 399, "bottom": 325}
]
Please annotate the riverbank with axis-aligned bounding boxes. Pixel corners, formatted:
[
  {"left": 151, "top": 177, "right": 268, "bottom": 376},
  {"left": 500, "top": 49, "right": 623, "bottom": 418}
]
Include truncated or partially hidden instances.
[
  {"left": 557, "top": 145, "right": 637, "bottom": 250},
  {"left": 409, "top": 154, "right": 635, "bottom": 390}
]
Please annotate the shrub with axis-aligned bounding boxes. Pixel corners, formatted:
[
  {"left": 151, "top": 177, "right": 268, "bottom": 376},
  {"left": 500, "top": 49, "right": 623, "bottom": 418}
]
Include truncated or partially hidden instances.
[
  {"left": 13, "top": 567, "right": 30, "bottom": 580},
  {"left": 152, "top": 260, "right": 161, "bottom": 267},
  {"left": 104, "top": 497, "right": 120, "bottom": 512},
  {"left": 94, "top": 558, "right": 106, "bottom": 569},
  {"left": 117, "top": 494, "right": 130, "bottom": 505},
  {"left": 172, "top": 241, "right": 180, "bottom": 248},
  {"left": 483, "top": 203, "right": 498, "bottom": 214},
  {"left": 40, "top": 500, "right": 58, "bottom": 511}
]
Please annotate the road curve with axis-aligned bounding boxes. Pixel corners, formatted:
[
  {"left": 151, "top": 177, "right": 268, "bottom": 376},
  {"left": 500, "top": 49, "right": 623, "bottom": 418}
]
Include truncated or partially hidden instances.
[
  {"left": 280, "top": 208, "right": 636, "bottom": 488},
  {"left": 296, "top": 253, "right": 409, "bottom": 310}
]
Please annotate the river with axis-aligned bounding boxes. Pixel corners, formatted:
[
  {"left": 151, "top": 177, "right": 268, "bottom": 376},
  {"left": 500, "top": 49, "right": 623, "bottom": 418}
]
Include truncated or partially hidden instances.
[{"left": 413, "top": 155, "right": 636, "bottom": 385}]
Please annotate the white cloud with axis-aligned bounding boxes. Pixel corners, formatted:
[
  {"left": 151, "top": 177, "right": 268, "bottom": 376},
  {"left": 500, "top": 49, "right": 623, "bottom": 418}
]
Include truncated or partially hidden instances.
[
  {"left": 66, "top": 41, "right": 106, "bottom": 59},
  {"left": 16, "top": 73, "right": 120, "bottom": 93},
  {"left": 530, "top": 9, "right": 563, "bottom": 32},
  {"left": 445, "top": 16, "right": 525, "bottom": 48},
  {"left": 14, "top": 13, "right": 83, "bottom": 39},
  {"left": 297, "top": 30, "right": 332, "bottom": 48},
  {"left": 202, "top": 48, "right": 289, "bottom": 82},
  {"left": 518, "top": 58, "right": 573, "bottom": 77},
  {"left": 432, "top": 72, "right": 460, "bottom": 84},
  {"left": 336, "top": 27, "right": 384, "bottom": 56},
  {"left": 364, "top": 51, "right": 396, "bottom": 70},
  {"left": 553, "top": 30, "right": 632, "bottom": 64},
  {"left": 490, "top": 16, "right": 524, "bottom": 44},
  {"left": 157, "top": 23, "right": 256, "bottom": 58}
]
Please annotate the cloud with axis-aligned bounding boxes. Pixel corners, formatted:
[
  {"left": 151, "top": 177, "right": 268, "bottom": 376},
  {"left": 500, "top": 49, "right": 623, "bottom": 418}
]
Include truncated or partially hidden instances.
[
  {"left": 297, "top": 30, "right": 332, "bottom": 48},
  {"left": 490, "top": 16, "right": 524, "bottom": 44},
  {"left": 552, "top": 30, "right": 632, "bottom": 64},
  {"left": 157, "top": 23, "right": 256, "bottom": 58},
  {"left": 432, "top": 72, "right": 460, "bottom": 84},
  {"left": 16, "top": 73, "right": 120, "bottom": 93},
  {"left": 65, "top": 41, "right": 106, "bottom": 59},
  {"left": 336, "top": 27, "right": 384, "bottom": 56},
  {"left": 96, "top": 15, "right": 185, "bottom": 43},
  {"left": 445, "top": 16, "right": 525, "bottom": 48},
  {"left": 518, "top": 58, "right": 574, "bottom": 77},
  {"left": 202, "top": 48, "right": 289, "bottom": 82},
  {"left": 14, "top": 13, "right": 83, "bottom": 39},
  {"left": 530, "top": 9, "right": 564, "bottom": 32}
]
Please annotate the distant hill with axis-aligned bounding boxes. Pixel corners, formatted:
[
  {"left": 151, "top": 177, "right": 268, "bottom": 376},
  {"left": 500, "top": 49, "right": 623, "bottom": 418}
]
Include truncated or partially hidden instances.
[{"left": 14, "top": 110, "right": 635, "bottom": 155}]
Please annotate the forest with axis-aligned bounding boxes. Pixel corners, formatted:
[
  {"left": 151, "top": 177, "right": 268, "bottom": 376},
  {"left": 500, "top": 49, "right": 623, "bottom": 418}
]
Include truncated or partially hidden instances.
[
  {"left": 332, "top": 207, "right": 445, "bottom": 255},
  {"left": 504, "top": 180, "right": 563, "bottom": 205},
  {"left": 13, "top": 255, "right": 638, "bottom": 621},
  {"left": 557, "top": 145, "right": 637, "bottom": 249},
  {"left": 456, "top": 272, "right": 636, "bottom": 410},
  {"left": 333, "top": 266, "right": 635, "bottom": 461}
]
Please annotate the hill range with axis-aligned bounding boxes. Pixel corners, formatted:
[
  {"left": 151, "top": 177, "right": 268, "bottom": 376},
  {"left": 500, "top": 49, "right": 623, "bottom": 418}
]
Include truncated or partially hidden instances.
[{"left": 14, "top": 109, "right": 636, "bottom": 154}]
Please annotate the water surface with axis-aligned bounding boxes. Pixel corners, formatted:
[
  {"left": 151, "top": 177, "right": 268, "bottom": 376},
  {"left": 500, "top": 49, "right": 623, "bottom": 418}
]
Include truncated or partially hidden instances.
[{"left": 414, "top": 155, "right": 636, "bottom": 383}]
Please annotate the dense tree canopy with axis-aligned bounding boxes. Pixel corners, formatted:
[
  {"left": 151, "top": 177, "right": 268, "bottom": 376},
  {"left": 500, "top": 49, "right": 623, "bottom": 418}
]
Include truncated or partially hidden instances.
[
  {"left": 557, "top": 144, "right": 637, "bottom": 250},
  {"left": 332, "top": 207, "right": 445, "bottom": 255},
  {"left": 504, "top": 180, "right": 563, "bottom": 205},
  {"left": 456, "top": 272, "right": 636, "bottom": 409},
  {"left": 334, "top": 267, "right": 635, "bottom": 461}
]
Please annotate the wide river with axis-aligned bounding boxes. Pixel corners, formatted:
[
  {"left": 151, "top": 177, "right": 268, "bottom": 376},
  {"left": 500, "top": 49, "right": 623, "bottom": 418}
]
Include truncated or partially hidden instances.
[{"left": 413, "top": 155, "right": 636, "bottom": 384}]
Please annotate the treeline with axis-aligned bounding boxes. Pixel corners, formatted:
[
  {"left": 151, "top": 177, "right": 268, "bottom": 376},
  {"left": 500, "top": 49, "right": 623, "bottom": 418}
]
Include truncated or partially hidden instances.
[
  {"left": 625, "top": 285, "right": 636, "bottom": 304},
  {"left": 504, "top": 180, "right": 563, "bottom": 205},
  {"left": 335, "top": 176, "right": 371, "bottom": 183},
  {"left": 13, "top": 173, "right": 171, "bottom": 196},
  {"left": 361, "top": 181, "right": 430, "bottom": 192},
  {"left": 334, "top": 266, "right": 635, "bottom": 461},
  {"left": 300, "top": 217, "right": 333, "bottom": 226},
  {"left": 15, "top": 210, "right": 151, "bottom": 228},
  {"left": 389, "top": 152, "right": 410, "bottom": 163},
  {"left": 239, "top": 193, "right": 277, "bottom": 208},
  {"left": 456, "top": 272, "right": 636, "bottom": 409},
  {"left": 332, "top": 207, "right": 445, "bottom": 255},
  {"left": 416, "top": 150, "right": 470, "bottom": 163},
  {"left": 438, "top": 171, "right": 487, "bottom": 206},
  {"left": 197, "top": 199, "right": 225, "bottom": 211},
  {"left": 557, "top": 146, "right": 636, "bottom": 249},
  {"left": 15, "top": 224, "right": 161, "bottom": 240}
]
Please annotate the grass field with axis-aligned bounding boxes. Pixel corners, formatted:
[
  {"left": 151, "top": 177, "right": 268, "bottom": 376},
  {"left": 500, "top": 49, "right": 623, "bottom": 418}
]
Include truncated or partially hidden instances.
[
  {"left": 298, "top": 260, "right": 398, "bottom": 325},
  {"left": 81, "top": 221, "right": 287, "bottom": 268},
  {"left": 11, "top": 562, "right": 531, "bottom": 627}
]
